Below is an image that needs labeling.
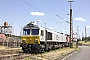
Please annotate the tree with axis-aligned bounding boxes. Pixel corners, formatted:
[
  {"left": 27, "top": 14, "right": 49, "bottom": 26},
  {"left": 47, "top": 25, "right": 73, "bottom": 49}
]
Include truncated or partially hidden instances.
[{"left": 82, "top": 36, "right": 90, "bottom": 41}]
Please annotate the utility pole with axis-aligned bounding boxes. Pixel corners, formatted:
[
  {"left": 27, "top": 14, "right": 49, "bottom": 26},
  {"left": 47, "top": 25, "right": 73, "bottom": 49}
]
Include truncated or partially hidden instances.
[
  {"left": 77, "top": 26, "right": 79, "bottom": 38},
  {"left": 85, "top": 26, "right": 87, "bottom": 37},
  {"left": 82, "top": 32, "right": 83, "bottom": 40},
  {"left": 20, "top": 26, "right": 22, "bottom": 44},
  {"left": 76, "top": 26, "right": 79, "bottom": 47},
  {"left": 68, "top": 0, "right": 74, "bottom": 48},
  {"left": 44, "top": 23, "right": 48, "bottom": 50},
  {"left": 44, "top": 23, "right": 47, "bottom": 45},
  {"left": 36, "top": 20, "right": 41, "bottom": 25},
  {"left": 36, "top": 21, "right": 39, "bottom": 25}
]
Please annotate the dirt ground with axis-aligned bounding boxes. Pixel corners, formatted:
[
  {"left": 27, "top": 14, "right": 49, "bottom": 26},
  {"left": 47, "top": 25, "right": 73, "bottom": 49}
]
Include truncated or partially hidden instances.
[{"left": 0, "top": 46, "right": 21, "bottom": 50}]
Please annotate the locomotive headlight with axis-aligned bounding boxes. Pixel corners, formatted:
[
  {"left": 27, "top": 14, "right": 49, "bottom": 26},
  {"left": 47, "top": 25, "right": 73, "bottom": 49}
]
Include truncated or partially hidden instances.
[
  {"left": 34, "top": 39, "right": 38, "bottom": 43},
  {"left": 22, "top": 40, "right": 26, "bottom": 43}
]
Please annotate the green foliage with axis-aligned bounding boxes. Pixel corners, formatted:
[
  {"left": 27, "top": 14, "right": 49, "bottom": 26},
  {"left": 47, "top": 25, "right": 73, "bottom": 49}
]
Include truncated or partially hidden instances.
[
  {"left": 61, "top": 52, "right": 65, "bottom": 56},
  {"left": 82, "top": 36, "right": 90, "bottom": 41},
  {"left": 24, "top": 57, "right": 30, "bottom": 60}
]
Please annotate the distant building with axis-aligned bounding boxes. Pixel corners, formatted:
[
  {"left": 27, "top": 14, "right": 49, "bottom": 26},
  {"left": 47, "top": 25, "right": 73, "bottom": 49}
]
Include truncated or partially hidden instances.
[{"left": 0, "top": 34, "right": 6, "bottom": 39}]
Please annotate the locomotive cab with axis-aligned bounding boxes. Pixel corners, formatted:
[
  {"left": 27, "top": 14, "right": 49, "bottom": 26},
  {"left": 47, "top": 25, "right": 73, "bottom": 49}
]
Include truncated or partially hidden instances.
[
  {"left": 22, "top": 28, "right": 40, "bottom": 44},
  {"left": 20, "top": 22, "right": 43, "bottom": 53}
]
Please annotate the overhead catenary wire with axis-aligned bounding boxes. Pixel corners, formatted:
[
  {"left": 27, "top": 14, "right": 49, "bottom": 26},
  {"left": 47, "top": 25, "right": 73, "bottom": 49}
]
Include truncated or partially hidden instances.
[
  {"left": 56, "top": 15, "right": 70, "bottom": 24},
  {"left": 38, "top": 0, "right": 54, "bottom": 13},
  {"left": 38, "top": 0, "right": 70, "bottom": 31},
  {"left": 38, "top": 0, "right": 70, "bottom": 33},
  {"left": 38, "top": 0, "right": 70, "bottom": 24},
  {"left": 22, "top": 0, "right": 55, "bottom": 22},
  {"left": 22, "top": 0, "right": 64, "bottom": 29}
]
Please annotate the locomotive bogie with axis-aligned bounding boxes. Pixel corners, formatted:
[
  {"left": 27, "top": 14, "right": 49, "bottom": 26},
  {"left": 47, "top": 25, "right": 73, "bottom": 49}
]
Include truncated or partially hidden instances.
[{"left": 20, "top": 44, "right": 45, "bottom": 53}]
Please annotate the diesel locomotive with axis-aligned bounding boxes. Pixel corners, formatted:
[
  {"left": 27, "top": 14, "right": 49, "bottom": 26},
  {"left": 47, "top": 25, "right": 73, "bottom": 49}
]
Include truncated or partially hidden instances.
[{"left": 20, "top": 22, "right": 70, "bottom": 53}]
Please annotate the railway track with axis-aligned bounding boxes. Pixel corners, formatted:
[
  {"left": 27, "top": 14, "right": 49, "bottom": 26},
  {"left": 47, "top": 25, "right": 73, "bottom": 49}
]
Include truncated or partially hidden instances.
[
  {"left": 0, "top": 52, "right": 44, "bottom": 60},
  {"left": 0, "top": 48, "right": 42, "bottom": 60},
  {"left": 0, "top": 53, "right": 34, "bottom": 60},
  {"left": 0, "top": 48, "right": 60, "bottom": 60},
  {"left": 0, "top": 47, "right": 78, "bottom": 60},
  {"left": 0, "top": 48, "right": 22, "bottom": 55}
]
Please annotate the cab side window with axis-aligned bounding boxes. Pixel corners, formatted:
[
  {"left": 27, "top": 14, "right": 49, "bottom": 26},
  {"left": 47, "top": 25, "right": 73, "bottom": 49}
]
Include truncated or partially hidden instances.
[{"left": 41, "top": 30, "right": 44, "bottom": 36}]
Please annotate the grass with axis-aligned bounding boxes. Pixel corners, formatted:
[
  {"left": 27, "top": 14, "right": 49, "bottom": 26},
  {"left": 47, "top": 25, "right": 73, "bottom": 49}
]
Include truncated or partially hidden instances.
[
  {"left": 24, "top": 45, "right": 81, "bottom": 60},
  {"left": 72, "top": 42, "right": 81, "bottom": 52},
  {"left": 24, "top": 57, "right": 30, "bottom": 60},
  {"left": 43, "top": 45, "right": 80, "bottom": 54},
  {"left": 79, "top": 41, "right": 90, "bottom": 45},
  {"left": 0, "top": 45, "right": 5, "bottom": 47},
  {"left": 61, "top": 52, "right": 65, "bottom": 56}
]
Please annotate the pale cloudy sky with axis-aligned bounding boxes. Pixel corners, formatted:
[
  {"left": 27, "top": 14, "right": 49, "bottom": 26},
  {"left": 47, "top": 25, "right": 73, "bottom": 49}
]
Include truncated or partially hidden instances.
[{"left": 0, "top": 0, "right": 90, "bottom": 37}]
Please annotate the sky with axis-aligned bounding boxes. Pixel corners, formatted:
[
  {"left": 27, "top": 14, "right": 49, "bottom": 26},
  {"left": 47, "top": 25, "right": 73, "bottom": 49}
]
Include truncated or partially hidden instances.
[{"left": 0, "top": 0, "right": 90, "bottom": 38}]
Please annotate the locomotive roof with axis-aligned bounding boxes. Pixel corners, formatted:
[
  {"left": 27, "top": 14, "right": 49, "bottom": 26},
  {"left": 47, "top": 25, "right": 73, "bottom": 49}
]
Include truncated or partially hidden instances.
[
  {"left": 23, "top": 22, "right": 64, "bottom": 35},
  {"left": 23, "top": 22, "right": 40, "bottom": 29}
]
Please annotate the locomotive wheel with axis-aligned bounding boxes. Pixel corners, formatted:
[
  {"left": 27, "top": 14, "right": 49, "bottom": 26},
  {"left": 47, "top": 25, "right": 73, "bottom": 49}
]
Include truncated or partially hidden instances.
[
  {"left": 45, "top": 47, "right": 50, "bottom": 52},
  {"left": 33, "top": 48, "right": 39, "bottom": 54},
  {"left": 45, "top": 44, "right": 50, "bottom": 51},
  {"left": 28, "top": 47, "right": 31, "bottom": 53},
  {"left": 41, "top": 48, "right": 45, "bottom": 53},
  {"left": 22, "top": 48, "right": 29, "bottom": 53},
  {"left": 28, "top": 45, "right": 31, "bottom": 53},
  {"left": 31, "top": 44, "right": 40, "bottom": 54},
  {"left": 40, "top": 48, "right": 45, "bottom": 53}
]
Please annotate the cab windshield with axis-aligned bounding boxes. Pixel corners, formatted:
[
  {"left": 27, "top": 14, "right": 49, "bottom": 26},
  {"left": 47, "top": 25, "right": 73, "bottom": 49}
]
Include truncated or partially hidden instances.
[
  {"left": 32, "top": 29, "right": 39, "bottom": 35},
  {"left": 23, "top": 29, "right": 30, "bottom": 35}
]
